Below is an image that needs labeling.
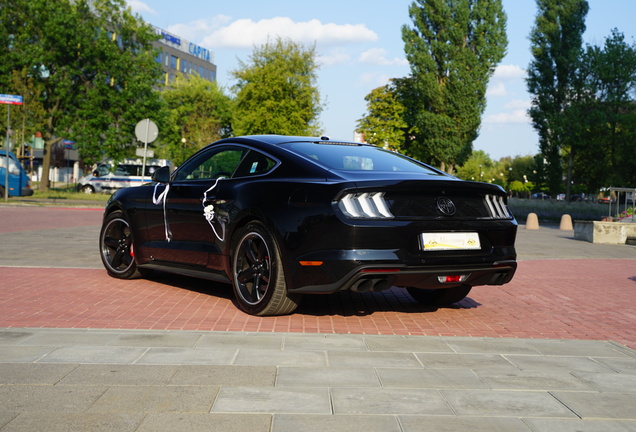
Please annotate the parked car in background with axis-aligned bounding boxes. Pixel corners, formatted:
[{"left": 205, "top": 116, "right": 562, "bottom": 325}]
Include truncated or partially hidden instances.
[
  {"left": 78, "top": 158, "right": 173, "bottom": 193},
  {"left": 531, "top": 192, "right": 551, "bottom": 200},
  {"left": 99, "top": 135, "right": 518, "bottom": 316},
  {"left": 0, "top": 150, "right": 33, "bottom": 197}
]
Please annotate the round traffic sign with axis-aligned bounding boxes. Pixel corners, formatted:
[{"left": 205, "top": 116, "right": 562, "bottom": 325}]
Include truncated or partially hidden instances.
[{"left": 135, "top": 119, "right": 159, "bottom": 144}]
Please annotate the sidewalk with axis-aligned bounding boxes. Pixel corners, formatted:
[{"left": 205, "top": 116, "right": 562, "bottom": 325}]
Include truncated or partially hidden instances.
[{"left": 0, "top": 205, "right": 635, "bottom": 431}]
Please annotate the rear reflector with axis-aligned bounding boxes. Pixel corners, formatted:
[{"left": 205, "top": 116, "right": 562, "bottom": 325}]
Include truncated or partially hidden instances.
[
  {"left": 299, "top": 261, "right": 323, "bottom": 266},
  {"left": 437, "top": 274, "right": 469, "bottom": 283}
]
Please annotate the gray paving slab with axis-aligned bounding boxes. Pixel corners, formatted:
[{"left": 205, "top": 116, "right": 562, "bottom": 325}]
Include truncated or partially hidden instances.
[
  {"left": 376, "top": 367, "right": 490, "bottom": 389},
  {"left": 363, "top": 335, "right": 455, "bottom": 352},
  {"left": 137, "top": 413, "right": 272, "bottom": 432},
  {"left": 0, "top": 385, "right": 108, "bottom": 413},
  {"left": 272, "top": 414, "right": 402, "bottom": 432},
  {"left": 281, "top": 333, "right": 367, "bottom": 351},
  {"left": 276, "top": 366, "right": 380, "bottom": 387},
  {"left": 1, "top": 328, "right": 636, "bottom": 428},
  {"left": 0, "top": 346, "right": 56, "bottom": 363},
  {"left": 475, "top": 369, "right": 597, "bottom": 391},
  {"left": 331, "top": 388, "right": 453, "bottom": 415},
  {"left": 522, "top": 418, "right": 636, "bottom": 432},
  {"left": 168, "top": 365, "right": 277, "bottom": 387},
  {"left": 109, "top": 332, "right": 205, "bottom": 348},
  {"left": 0, "top": 413, "right": 145, "bottom": 432},
  {"left": 212, "top": 387, "right": 331, "bottom": 414},
  {"left": 19, "top": 330, "right": 121, "bottom": 346},
  {"left": 415, "top": 352, "right": 519, "bottom": 370},
  {"left": 58, "top": 364, "right": 178, "bottom": 386},
  {"left": 38, "top": 345, "right": 148, "bottom": 364},
  {"left": 441, "top": 389, "right": 578, "bottom": 417},
  {"left": 505, "top": 353, "right": 621, "bottom": 373},
  {"left": 233, "top": 348, "right": 328, "bottom": 367},
  {"left": 573, "top": 371, "right": 636, "bottom": 392},
  {"left": 400, "top": 415, "right": 532, "bottom": 432},
  {"left": 87, "top": 385, "right": 220, "bottom": 413},
  {"left": 135, "top": 347, "right": 237, "bottom": 365},
  {"left": 0, "top": 330, "right": 36, "bottom": 345},
  {"left": 444, "top": 337, "right": 542, "bottom": 354},
  {"left": 551, "top": 391, "right": 636, "bottom": 420},
  {"left": 327, "top": 350, "right": 423, "bottom": 368},
  {"left": 0, "top": 363, "right": 78, "bottom": 385},
  {"left": 197, "top": 332, "right": 284, "bottom": 350}
]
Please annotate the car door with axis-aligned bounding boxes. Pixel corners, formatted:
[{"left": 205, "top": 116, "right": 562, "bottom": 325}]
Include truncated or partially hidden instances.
[{"left": 149, "top": 145, "right": 246, "bottom": 267}]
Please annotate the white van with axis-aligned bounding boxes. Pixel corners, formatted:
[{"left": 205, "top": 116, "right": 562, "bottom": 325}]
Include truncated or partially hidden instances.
[{"left": 77, "top": 158, "right": 173, "bottom": 193}]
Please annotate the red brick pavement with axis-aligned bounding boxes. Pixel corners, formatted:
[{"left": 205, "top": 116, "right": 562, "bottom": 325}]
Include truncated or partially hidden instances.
[{"left": 1, "top": 259, "right": 634, "bottom": 349}]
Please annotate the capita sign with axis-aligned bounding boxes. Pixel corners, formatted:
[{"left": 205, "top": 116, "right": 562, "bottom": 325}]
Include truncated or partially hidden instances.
[
  {"left": 0, "top": 94, "right": 23, "bottom": 105},
  {"left": 154, "top": 26, "right": 213, "bottom": 63}
]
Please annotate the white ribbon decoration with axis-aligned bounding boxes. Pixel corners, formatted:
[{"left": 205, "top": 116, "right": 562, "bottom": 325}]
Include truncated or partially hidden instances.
[
  {"left": 152, "top": 183, "right": 172, "bottom": 242},
  {"left": 202, "top": 177, "right": 226, "bottom": 241}
]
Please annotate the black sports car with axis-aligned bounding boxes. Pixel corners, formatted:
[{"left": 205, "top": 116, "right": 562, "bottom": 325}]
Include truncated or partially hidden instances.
[{"left": 100, "top": 135, "right": 517, "bottom": 316}]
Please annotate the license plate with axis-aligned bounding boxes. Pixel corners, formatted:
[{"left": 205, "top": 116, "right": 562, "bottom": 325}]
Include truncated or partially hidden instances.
[{"left": 420, "top": 232, "right": 481, "bottom": 251}]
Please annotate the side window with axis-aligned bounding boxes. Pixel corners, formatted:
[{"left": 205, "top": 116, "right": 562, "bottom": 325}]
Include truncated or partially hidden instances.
[
  {"left": 233, "top": 150, "right": 276, "bottom": 178},
  {"left": 96, "top": 164, "right": 110, "bottom": 176},
  {"left": 175, "top": 146, "right": 245, "bottom": 181}
]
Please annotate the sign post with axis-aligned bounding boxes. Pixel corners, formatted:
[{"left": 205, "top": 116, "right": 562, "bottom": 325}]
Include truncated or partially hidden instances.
[
  {"left": 134, "top": 119, "right": 158, "bottom": 183},
  {"left": 1, "top": 94, "right": 23, "bottom": 201}
]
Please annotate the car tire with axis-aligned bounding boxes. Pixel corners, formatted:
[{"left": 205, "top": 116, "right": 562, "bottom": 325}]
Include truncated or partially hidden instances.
[
  {"left": 99, "top": 210, "right": 144, "bottom": 279},
  {"left": 231, "top": 222, "right": 302, "bottom": 316},
  {"left": 80, "top": 184, "right": 95, "bottom": 194},
  {"left": 406, "top": 285, "right": 472, "bottom": 306}
]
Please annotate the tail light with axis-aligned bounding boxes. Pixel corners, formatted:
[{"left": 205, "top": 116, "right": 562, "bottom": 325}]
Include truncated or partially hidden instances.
[{"left": 338, "top": 192, "right": 394, "bottom": 219}]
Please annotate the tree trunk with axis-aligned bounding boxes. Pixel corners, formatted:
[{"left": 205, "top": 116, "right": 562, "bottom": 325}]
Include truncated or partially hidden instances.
[{"left": 39, "top": 137, "right": 62, "bottom": 191}]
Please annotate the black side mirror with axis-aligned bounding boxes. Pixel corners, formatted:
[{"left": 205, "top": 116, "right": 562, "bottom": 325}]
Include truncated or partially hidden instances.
[{"left": 151, "top": 165, "right": 171, "bottom": 184}]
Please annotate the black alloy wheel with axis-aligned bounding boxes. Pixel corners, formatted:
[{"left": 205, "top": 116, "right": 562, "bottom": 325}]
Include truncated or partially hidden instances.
[
  {"left": 99, "top": 211, "right": 143, "bottom": 279},
  {"left": 231, "top": 222, "right": 301, "bottom": 316}
]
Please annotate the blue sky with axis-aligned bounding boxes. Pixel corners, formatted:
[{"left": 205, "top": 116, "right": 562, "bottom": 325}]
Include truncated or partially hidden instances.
[{"left": 129, "top": 0, "right": 636, "bottom": 160}]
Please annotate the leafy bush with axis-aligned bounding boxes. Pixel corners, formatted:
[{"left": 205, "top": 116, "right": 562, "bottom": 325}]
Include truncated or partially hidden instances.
[{"left": 507, "top": 198, "right": 610, "bottom": 223}]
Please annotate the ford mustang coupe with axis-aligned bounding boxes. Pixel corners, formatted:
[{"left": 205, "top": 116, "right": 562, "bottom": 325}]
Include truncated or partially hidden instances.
[{"left": 100, "top": 135, "right": 517, "bottom": 316}]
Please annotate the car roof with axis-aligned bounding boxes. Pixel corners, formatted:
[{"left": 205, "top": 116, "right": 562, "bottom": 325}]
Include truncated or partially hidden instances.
[{"left": 212, "top": 135, "right": 366, "bottom": 147}]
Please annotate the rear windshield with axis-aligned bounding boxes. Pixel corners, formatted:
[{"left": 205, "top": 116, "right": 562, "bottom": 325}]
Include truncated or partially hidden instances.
[{"left": 280, "top": 142, "right": 442, "bottom": 174}]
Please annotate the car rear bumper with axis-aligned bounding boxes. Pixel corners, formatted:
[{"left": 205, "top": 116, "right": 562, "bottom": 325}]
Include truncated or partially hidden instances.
[{"left": 287, "top": 248, "right": 517, "bottom": 294}]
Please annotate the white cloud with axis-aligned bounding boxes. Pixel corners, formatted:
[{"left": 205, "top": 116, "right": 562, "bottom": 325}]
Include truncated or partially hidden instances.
[
  {"left": 486, "top": 65, "right": 527, "bottom": 97},
  {"left": 201, "top": 17, "right": 378, "bottom": 49},
  {"left": 484, "top": 109, "right": 530, "bottom": 124},
  {"left": 126, "top": 0, "right": 155, "bottom": 14},
  {"left": 167, "top": 16, "right": 232, "bottom": 42},
  {"left": 318, "top": 50, "right": 351, "bottom": 67},
  {"left": 486, "top": 82, "right": 507, "bottom": 97},
  {"left": 358, "top": 48, "right": 408, "bottom": 66},
  {"left": 359, "top": 72, "right": 393, "bottom": 89},
  {"left": 493, "top": 64, "right": 526, "bottom": 79},
  {"left": 504, "top": 99, "right": 531, "bottom": 110}
]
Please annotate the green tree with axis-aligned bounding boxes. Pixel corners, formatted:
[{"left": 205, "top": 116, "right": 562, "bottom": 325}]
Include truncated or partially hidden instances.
[
  {"left": 526, "top": 0, "right": 589, "bottom": 197},
  {"left": 454, "top": 150, "right": 493, "bottom": 182},
  {"left": 231, "top": 38, "right": 322, "bottom": 136},
  {"left": 356, "top": 80, "right": 408, "bottom": 152},
  {"left": 0, "top": 0, "right": 163, "bottom": 190},
  {"left": 572, "top": 29, "right": 636, "bottom": 190},
  {"left": 161, "top": 74, "right": 234, "bottom": 165},
  {"left": 401, "top": 0, "right": 508, "bottom": 173}
]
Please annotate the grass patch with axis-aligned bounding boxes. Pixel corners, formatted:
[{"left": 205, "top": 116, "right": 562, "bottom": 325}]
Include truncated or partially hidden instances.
[
  {"left": 29, "top": 184, "right": 110, "bottom": 202},
  {"left": 508, "top": 198, "right": 610, "bottom": 223}
]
